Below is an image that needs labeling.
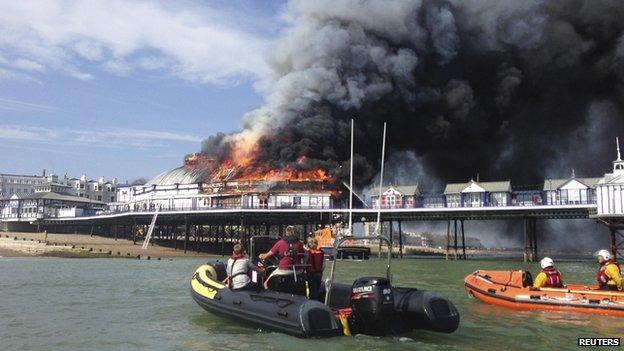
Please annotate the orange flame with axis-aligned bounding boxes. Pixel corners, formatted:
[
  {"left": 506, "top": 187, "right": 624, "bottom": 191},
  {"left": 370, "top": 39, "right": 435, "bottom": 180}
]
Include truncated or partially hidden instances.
[{"left": 206, "top": 137, "right": 331, "bottom": 183}]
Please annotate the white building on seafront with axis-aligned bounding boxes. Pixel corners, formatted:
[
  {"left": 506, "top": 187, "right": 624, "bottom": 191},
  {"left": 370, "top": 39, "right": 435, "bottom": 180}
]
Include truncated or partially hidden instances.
[
  {"left": 596, "top": 138, "right": 624, "bottom": 216},
  {"left": 0, "top": 172, "right": 46, "bottom": 198},
  {"left": 124, "top": 166, "right": 208, "bottom": 211}
]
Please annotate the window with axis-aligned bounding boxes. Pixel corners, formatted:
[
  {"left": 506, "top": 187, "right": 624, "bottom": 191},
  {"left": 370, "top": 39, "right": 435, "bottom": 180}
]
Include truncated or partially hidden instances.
[
  {"left": 97, "top": 195, "right": 102, "bottom": 201},
  {"left": 388, "top": 195, "right": 396, "bottom": 207},
  {"left": 293, "top": 196, "right": 301, "bottom": 205},
  {"left": 560, "top": 190, "right": 569, "bottom": 204},
  {"left": 446, "top": 194, "right": 460, "bottom": 207},
  {"left": 310, "top": 197, "right": 318, "bottom": 206},
  {"left": 489, "top": 192, "right": 507, "bottom": 207}
]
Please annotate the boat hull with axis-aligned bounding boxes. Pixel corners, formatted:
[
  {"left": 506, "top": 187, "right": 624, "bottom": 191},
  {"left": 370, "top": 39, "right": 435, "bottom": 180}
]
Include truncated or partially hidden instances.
[
  {"left": 191, "top": 265, "right": 343, "bottom": 338},
  {"left": 464, "top": 270, "right": 624, "bottom": 317},
  {"left": 191, "top": 261, "right": 460, "bottom": 337}
]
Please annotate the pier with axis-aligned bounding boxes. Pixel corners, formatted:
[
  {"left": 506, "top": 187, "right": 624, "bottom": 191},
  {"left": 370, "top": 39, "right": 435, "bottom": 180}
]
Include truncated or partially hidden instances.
[
  {"left": 4, "top": 139, "right": 624, "bottom": 261},
  {"left": 26, "top": 203, "right": 597, "bottom": 261}
]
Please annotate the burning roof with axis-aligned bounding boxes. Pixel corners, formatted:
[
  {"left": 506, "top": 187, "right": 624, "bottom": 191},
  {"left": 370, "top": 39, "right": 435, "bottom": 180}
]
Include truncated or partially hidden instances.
[{"left": 184, "top": 153, "right": 332, "bottom": 184}]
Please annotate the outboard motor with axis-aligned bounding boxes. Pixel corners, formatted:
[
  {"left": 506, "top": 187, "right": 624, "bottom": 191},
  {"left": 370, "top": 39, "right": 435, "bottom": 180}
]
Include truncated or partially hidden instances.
[{"left": 349, "top": 276, "right": 395, "bottom": 336}]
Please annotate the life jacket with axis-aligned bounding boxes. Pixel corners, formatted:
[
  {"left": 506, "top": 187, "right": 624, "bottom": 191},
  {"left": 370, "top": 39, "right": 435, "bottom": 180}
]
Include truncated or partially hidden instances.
[
  {"left": 227, "top": 253, "right": 249, "bottom": 289},
  {"left": 597, "top": 259, "right": 621, "bottom": 288},
  {"left": 541, "top": 267, "right": 563, "bottom": 288},
  {"left": 306, "top": 249, "right": 324, "bottom": 275},
  {"left": 277, "top": 237, "right": 303, "bottom": 269}
]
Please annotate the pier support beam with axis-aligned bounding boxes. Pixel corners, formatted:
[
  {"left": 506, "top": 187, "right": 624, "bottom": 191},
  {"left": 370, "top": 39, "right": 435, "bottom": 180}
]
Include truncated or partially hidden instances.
[
  {"left": 445, "top": 220, "right": 450, "bottom": 260},
  {"left": 453, "top": 219, "right": 458, "bottom": 260},
  {"left": 532, "top": 219, "right": 538, "bottom": 260},
  {"left": 398, "top": 220, "right": 403, "bottom": 259},
  {"left": 221, "top": 225, "right": 225, "bottom": 256},
  {"left": 523, "top": 218, "right": 537, "bottom": 262},
  {"left": 389, "top": 221, "right": 394, "bottom": 257},
  {"left": 461, "top": 219, "right": 466, "bottom": 260},
  {"left": 184, "top": 217, "right": 190, "bottom": 254},
  {"left": 610, "top": 228, "right": 624, "bottom": 259}
]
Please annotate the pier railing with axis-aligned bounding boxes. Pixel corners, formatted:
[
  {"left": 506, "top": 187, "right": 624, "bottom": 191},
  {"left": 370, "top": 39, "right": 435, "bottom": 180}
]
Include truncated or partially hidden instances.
[{"left": 0, "top": 194, "right": 599, "bottom": 221}]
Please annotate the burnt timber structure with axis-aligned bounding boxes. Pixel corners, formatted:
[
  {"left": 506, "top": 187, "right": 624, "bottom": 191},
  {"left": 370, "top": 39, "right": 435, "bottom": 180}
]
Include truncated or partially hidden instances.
[{"left": 38, "top": 204, "right": 596, "bottom": 261}]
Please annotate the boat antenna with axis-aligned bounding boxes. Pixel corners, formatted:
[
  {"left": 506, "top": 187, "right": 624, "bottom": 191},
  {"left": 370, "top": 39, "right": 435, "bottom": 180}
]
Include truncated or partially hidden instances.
[{"left": 375, "top": 122, "right": 387, "bottom": 236}]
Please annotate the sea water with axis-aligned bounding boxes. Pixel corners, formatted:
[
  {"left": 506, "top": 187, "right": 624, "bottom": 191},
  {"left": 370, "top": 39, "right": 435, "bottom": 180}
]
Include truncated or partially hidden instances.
[{"left": 0, "top": 257, "right": 621, "bottom": 351}]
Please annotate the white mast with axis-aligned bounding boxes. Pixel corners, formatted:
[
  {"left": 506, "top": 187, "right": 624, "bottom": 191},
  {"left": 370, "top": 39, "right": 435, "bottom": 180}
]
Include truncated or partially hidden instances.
[
  {"left": 348, "top": 118, "right": 354, "bottom": 236},
  {"left": 375, "top": 122, "right": 387, "bottom": 235},
  {"left": 325, "top": 118, "right": 354, "bottom": 306},
  {"left": 617, "top": 137, "right": 622, "bottom": 161}
]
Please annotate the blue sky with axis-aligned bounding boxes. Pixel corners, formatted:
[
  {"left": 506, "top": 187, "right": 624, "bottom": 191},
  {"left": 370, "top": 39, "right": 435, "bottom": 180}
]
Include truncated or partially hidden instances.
[{"left": 0, "top": 0, "right": 285, "bottom": 183}]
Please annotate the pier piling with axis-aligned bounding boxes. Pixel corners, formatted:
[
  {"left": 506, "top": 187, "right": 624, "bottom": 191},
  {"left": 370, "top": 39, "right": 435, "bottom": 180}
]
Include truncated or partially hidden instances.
[
  {"left": 453, "top": 219, "right": 458, "bottom": 260},
  {"left": 445, "top": 220, "right": 450, "bottom": 260},
  {"left": 461, "top": 219, "right": 466, "bottom": 259},
  {"left": 398, "top": 220, "right": 403, "bottom": 259}
]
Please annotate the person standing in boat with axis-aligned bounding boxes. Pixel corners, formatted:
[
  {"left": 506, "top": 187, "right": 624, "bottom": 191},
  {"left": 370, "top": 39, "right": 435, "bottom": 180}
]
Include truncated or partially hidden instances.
[
  {"left": 305, "top": 237, "right": 325, "bottom": 300},
  {"left": 532, "top": 257, "right": 564, "bottom": 289},
  {"left": 258, "top": 225, "right": 305, "bottom": 289},
  {"left": 223, "top": 244, "right": 264, "bottom": 291},
  {"left": 596, "top": 249, "right": 623, "bottom": 291}
]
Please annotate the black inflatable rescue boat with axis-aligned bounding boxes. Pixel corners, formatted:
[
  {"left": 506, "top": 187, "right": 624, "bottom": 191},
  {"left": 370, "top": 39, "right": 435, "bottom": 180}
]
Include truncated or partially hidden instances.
[{"left": 190, "top": 235, "right": 459, "bottom": 338}]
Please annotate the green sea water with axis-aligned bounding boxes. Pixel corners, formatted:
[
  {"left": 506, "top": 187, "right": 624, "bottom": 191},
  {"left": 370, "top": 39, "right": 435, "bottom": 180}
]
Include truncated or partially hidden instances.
[{"left": 0, "top": 257, "right": 621, "bottom": 351}]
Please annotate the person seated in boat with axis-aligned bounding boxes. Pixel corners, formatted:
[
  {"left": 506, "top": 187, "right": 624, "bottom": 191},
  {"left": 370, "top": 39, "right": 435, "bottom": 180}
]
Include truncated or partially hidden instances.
[
  {"left": 305, "top": 237, "right": 325, "bottom": 300},
  {"left": 258, "top": 226, "right": 305, "bottom": 291},
  {"left": 532, "top": 257, "right": 564, "bottom": 289},
  {"left": 223, "top": 244, "right": 264, "bottom": 291},
  {"left": 596, "top": 249, "right": 622, "bottom": 291}
]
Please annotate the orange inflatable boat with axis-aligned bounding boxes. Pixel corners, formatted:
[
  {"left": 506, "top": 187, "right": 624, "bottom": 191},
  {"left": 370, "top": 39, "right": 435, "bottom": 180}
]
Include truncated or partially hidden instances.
[{"left": 464, "top": 270, "right": 624, "bottom": 317}]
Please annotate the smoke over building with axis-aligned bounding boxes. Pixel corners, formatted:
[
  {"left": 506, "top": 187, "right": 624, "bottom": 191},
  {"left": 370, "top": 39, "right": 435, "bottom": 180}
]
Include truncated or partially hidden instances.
[{"left": 200, "top": 0, "right": 624, "bottom": 189}]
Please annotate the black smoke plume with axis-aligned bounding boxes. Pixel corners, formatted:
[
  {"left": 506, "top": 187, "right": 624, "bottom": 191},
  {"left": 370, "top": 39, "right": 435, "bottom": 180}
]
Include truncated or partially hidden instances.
[{"left": 202, "top": 0, "right": 624, "bottom": 188}]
